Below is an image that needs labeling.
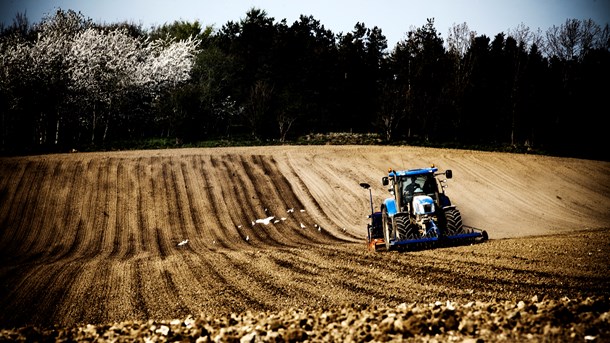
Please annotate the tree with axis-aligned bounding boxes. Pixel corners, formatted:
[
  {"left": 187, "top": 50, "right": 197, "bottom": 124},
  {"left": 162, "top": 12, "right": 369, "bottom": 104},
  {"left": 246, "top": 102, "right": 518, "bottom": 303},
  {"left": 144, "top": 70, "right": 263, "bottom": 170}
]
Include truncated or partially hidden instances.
[
  {"left": 543, "top": 18, "right": 606, "bottom": 60},
  {"left": 136, "top": 35, "right": 199, "bottom": 91},
  {"left": 66, "top": 24, "right": 199, "bottom": 144},
  {"left": 148, "top": 20, "right": 208, "bottom": 43},
  {"left": 0, "top": 9, "right": 91, "bottom": 150},
  {"left": 336, "top": 23, "right": 368, "bottom": 131},
  {"left": 0, "top": 38, "right": 34, "bottom": 150},
  {"left": 271, "top": 14, "right": 338, "bottom": 139},
  {"left": 67, "top": 28, "right": 142, "bottom": 143},
  {"left": 504, "top": 35, "right": 528, "bottom": 146},
  {"left": 336, "top": 22, "right": 387, "bottom": 133},
  {"left": 0, "top": 11, "right": 33, "bottom": 40},
  {"left": 366, "top": 26, "right": 388, "bottom": 70},
  {"left": 395, "top": 18, "right": 447, "bottom": 142},
  {"left": 188, "top": 44, "right": 239, "bottom": 138},
  {"left": 445, "top": 22, "right": 476, "bottom": 140},
  {"left": 136, "top": 35, "right": 201, "bottom": 140},
  {"left": 519, "top": 42, "right": 550, "bottom": 150},
  {"left": 245, "top": 80, "right": 274, "bottom": 139},
  {"left": 507, "top": 23, "right": 547, "bottom": 147},
  {"left": 376, "top": 81, "right": 405, "bottom": 141},
  {"left": 446, "top": 22, "right": 475, "bottom": 58},
  {"left": 216, "top": 8, "right": 277, "bottom": 139},
  {"left": 508, "top": 22, "right": 544, "bottom": 53},
  {"left": 460, "top": 34, "right": 492, "bottom": 143}
]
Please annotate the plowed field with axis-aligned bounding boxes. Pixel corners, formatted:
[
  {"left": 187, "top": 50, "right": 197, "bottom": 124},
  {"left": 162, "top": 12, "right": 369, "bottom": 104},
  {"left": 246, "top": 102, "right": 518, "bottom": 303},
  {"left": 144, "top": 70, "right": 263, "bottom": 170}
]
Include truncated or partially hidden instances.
[{"left": 0, "top": 145, "right": 609, "bottom": 337}]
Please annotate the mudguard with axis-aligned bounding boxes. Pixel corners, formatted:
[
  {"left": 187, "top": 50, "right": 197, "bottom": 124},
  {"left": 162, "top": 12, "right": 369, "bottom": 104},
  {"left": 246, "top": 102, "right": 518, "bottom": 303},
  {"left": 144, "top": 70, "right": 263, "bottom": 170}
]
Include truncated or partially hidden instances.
[
  {"left": 438, "top": 194, "right": 452, "bottom": 208},
  {"left": 383, "top": 198, "right": 398, "bottom": 216}
]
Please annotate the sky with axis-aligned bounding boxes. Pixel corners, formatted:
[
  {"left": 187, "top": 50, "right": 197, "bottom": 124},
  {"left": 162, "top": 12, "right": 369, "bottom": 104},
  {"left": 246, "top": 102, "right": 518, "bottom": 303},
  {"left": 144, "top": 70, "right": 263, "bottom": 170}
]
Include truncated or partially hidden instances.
[{"left": 1, "top": 0, "right": 609, "bottom": 48}]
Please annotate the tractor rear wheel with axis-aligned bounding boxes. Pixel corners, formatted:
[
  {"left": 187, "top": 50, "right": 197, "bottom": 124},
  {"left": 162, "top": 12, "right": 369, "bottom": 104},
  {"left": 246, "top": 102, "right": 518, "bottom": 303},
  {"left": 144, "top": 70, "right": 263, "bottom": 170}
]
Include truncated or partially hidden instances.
[{"left": 444, "top": 208, "right": 464, "bottom": 236}]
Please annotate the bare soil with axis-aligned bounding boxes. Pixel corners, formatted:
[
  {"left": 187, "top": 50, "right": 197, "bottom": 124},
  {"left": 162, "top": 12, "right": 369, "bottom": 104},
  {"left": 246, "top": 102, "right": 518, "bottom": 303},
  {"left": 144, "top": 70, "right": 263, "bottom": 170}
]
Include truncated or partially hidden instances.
[{"left": 0, "top": 145, "right": 609, "bottom": 341}]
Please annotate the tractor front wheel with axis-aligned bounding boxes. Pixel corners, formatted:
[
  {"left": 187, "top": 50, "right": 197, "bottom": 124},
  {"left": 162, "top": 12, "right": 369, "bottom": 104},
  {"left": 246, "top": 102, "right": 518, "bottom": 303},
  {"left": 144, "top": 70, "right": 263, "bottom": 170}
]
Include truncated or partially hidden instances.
[
  {"left": 444, "top": 207, "right": 464, "bottom": 236},
  {"left": 382, "top": 207, "right": 392, "bottom": 251},
  {"left": 395, "top": 214, "right": 417, "bottom": 240}
]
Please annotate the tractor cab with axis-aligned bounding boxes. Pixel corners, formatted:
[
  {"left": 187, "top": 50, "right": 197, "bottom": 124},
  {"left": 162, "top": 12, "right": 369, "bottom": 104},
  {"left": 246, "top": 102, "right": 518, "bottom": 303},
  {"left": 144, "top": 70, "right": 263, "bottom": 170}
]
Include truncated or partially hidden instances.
[
  {"left": 399, "top": 174, "right": 437, "bottom": 210},
  {"left": 382, "top": 167, "right": 446, "bottom": 212}
]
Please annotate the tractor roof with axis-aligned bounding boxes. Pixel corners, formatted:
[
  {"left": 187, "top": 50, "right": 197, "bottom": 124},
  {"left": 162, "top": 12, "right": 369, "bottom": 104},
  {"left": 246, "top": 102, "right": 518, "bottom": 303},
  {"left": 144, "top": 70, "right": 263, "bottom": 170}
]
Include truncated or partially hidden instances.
[{"left": 388, "top": 167, "right": 438, "bottom": 177}]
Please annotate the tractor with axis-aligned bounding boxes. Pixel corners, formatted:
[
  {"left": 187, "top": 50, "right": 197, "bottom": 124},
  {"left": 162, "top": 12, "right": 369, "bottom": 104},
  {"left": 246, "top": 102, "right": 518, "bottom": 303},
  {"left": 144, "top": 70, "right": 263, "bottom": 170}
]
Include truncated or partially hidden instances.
[{"left": 361, "top": 166, "right": 487, "bottom": 251}]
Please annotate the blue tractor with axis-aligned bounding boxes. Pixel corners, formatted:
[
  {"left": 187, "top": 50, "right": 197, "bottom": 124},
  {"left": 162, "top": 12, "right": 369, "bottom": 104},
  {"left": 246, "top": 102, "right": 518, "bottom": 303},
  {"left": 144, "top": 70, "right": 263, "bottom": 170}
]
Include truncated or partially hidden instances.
[{"left": 361, "top": 166, "right": 487, "bottom": 251}]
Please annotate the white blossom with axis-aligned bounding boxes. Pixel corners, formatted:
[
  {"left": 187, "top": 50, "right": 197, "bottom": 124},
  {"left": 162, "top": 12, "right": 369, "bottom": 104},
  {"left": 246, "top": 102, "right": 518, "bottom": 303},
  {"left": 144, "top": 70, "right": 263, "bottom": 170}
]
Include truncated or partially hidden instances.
[
  {"left": 134, "top": 36, "right": 199, "bottom": 92},
  {"left": 67, "top": 28, "right": 142, "bottom": 102}
]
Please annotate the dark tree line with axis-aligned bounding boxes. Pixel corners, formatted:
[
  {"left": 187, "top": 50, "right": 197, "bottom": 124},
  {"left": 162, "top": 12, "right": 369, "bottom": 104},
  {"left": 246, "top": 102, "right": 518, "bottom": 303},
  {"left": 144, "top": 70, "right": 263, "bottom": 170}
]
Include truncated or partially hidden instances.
[{"left": 1, "top": 9, "right": 608, "bottom": 160}]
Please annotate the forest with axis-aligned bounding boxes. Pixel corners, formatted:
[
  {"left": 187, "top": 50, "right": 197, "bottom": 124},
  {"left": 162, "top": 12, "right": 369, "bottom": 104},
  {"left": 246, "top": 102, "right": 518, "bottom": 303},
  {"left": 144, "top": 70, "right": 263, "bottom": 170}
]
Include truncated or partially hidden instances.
[{"left": 0, "top": 9, "right": 608, "bottom": 160}]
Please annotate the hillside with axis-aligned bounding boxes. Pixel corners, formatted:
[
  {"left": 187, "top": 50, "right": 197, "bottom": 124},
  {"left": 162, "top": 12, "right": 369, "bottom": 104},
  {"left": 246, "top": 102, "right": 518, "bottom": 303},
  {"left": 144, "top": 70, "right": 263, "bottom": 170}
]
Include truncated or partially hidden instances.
[{"left": 0, "top": 145, "right": 609, "bottom": 340}]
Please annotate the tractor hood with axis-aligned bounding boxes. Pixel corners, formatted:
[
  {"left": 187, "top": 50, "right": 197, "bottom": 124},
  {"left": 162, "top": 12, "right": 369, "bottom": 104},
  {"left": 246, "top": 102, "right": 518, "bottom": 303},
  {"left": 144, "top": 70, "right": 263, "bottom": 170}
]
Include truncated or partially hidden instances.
[{"left": 412, "top": 195, "right": 435, "bottom": 215}]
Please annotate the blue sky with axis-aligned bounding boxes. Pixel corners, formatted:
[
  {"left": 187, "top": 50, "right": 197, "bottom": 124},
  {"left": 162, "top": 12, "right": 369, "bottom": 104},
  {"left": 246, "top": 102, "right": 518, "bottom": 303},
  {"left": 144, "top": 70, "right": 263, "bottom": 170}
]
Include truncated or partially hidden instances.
[{"left": 1, "top": 0, "right": 609, "bottom": 48}]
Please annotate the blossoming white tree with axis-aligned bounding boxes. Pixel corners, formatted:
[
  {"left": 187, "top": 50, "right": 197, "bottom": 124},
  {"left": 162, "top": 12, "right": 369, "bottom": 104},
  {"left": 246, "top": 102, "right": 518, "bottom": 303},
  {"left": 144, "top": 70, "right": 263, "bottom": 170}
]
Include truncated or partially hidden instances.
[
  {"left": 136, "top": 36, "right": 199, "bottom": 92},
  {"left": 67, "top": 28, "right": 199, "bottom": 142},
  {"left": 67, "top": 28, "right": 143, "bottom": 142},
  {"left": 1, "top": 9, "right": 199, "bottom": 147},
  {"left": 0, "top": 10, "right": 87, "bottom": 147}
]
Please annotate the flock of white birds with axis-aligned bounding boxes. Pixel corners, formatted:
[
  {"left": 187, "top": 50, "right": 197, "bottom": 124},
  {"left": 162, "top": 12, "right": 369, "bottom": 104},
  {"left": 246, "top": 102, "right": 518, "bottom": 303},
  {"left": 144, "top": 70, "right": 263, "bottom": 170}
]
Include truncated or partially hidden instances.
[{"left": 175, "top": 206, "right": 333, "bottom": 247}]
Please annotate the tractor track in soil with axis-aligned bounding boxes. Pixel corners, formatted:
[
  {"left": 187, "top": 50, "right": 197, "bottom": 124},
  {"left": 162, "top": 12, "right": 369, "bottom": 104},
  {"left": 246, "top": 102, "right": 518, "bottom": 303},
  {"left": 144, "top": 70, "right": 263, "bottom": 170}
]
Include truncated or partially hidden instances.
[{"left": 0, "top": 145, "right": 608, "bottom": 339}]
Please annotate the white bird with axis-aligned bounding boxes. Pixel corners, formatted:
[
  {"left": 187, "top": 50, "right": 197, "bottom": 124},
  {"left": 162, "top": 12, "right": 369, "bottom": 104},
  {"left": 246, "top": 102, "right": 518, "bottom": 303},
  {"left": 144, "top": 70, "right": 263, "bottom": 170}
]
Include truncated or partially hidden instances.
[
  {"left": 273, "top": 220, "right": 280, "bottom": 224},
  {"left": 237, "top": 225, "right": 242, "bottom": 228},
  {"left": 245, "top": 235, "right": 250, "bottom": 241},
  {"left": 281, "top": 217, "right": 287, "bottom": 221},
  {"left": 318, "top": 226, "right": 322, "bottom": 232},
  {"left": 300, "top": 209, "right": 306, "bottom": 212},
  {"left": 256, "top": 216, "right": 275, "bottom": 225},
  {"left": 177, "top": 239, "right": 189, "bottom": 246},
  {"left": 251, "top": 221, "right": 256, "bottom": 226},
  {"left": 446, "top": 300, "right": 455, "bottom": 311},
  {"left": 287, "top": 208, "right": 295, "bottom": 213},
  {"left": 300, "top": 223, "right": 306, "bottom": 229}
]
